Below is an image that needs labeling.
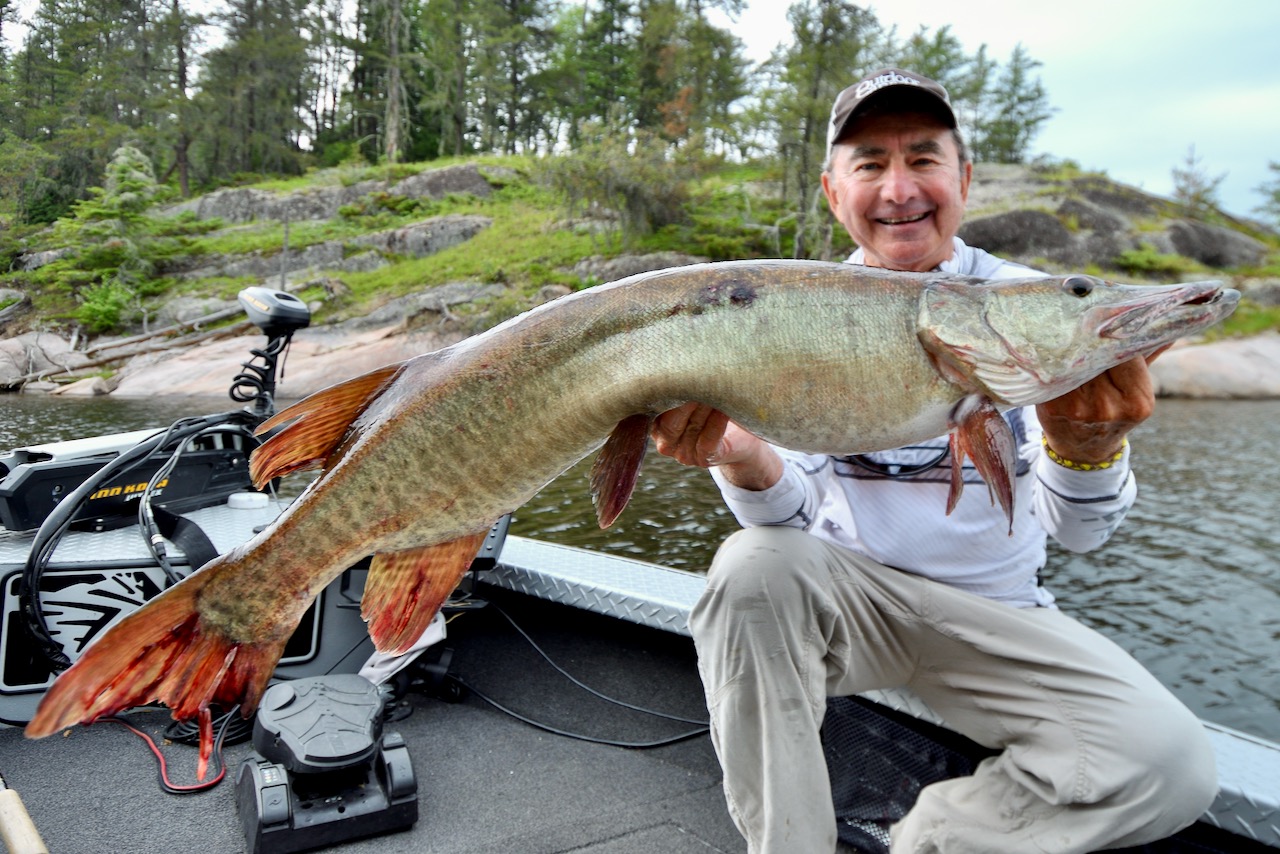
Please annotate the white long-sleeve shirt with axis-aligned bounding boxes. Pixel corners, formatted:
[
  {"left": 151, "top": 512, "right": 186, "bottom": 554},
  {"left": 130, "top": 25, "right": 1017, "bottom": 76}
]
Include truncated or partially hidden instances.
[{"left": 709, "top": 238, "right": 1137, "bottom": 608}]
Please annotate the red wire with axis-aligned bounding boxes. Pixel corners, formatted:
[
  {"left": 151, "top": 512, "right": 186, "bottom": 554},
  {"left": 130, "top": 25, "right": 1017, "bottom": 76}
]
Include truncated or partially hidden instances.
[{"left": 101, "top": 716, "right": 227, "bottom": 794}]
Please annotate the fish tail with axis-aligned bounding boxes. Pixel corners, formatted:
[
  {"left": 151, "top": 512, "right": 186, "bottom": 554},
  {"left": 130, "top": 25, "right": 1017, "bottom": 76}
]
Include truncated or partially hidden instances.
[{"left": 24, "top": 571, "right": 287, "bottom": 779}]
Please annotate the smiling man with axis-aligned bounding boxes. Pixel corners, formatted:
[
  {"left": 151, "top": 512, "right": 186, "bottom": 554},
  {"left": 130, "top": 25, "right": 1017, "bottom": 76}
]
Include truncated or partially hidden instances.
[
  {"left": 823, "top": 69, "right": 998, "bottom": 277},
  {"left": 652, "top": 68, "right": 1217, "bottom": 853}
]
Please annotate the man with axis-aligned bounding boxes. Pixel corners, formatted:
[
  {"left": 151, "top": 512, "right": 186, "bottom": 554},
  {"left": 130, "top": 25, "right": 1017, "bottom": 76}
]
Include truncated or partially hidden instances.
[{"left": 652, "top": 68, "right": 1216, "bottom": 853}]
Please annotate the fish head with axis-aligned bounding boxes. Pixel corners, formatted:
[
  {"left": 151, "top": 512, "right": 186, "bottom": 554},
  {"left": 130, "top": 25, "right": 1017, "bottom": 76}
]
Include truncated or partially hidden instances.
[{"left": 919, "top": 274, "right": 1239, "bottom": 406}]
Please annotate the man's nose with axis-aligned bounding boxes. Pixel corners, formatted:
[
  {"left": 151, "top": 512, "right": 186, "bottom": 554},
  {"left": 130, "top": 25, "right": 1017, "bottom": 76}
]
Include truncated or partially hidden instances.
[{"left": 879, "top": 161, "right": 917, "bottom": 204}]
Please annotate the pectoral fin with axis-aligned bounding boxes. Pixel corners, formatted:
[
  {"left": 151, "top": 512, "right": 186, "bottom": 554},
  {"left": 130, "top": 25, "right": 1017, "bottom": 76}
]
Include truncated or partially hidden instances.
[
  {"left": 947, "top": 395, "right": 1018, "bottom": 534},
  {"left": 590, "top": 413, "right": 654, "bottom": 529},
  {"left": 363, "top": 531, "right": 488, "bottom": 654}
]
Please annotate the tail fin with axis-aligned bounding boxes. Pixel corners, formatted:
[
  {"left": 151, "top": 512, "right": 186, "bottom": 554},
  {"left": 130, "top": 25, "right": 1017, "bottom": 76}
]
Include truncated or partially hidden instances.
[{"left": 24, "top": 571, "right": 288, "bottom": 779}]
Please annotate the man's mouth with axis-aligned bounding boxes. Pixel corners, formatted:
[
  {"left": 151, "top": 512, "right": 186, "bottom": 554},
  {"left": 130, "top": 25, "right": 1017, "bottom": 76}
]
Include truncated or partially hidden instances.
[{"left": 876, "top": 211, "right": 931, "bottom": 226}]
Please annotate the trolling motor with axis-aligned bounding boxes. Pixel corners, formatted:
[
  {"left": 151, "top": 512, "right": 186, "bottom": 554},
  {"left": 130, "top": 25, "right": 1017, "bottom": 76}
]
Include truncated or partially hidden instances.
[{"left": 230, "top": 287, "right": 312, "bottom": 418}]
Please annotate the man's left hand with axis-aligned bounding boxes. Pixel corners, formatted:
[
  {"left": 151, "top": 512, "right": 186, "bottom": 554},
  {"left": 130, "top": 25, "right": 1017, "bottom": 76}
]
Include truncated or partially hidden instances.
[{"left": 1036, "top": 351, "right": 1163, "bottom": 464}]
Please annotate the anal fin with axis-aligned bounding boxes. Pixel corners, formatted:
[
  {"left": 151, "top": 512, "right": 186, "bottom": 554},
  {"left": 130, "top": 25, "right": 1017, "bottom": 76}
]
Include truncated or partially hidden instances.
[
  {"left": 362, "top": 532, "right": 489, "bottom": 654},
  {"left": 250, "top": 363, "right": 403, "bottom": 486},
  {"left": 947, "top": 395, "right": 1018, "bottom": 534},
  {"left": 590, "top": 413, "right": 654, "bottom": 529}
]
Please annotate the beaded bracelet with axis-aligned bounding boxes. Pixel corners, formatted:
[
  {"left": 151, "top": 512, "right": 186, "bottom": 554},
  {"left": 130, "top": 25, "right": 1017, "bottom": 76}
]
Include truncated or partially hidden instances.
[{"left": 1041, "top": 436, "right": 1127, "bottom": 471}]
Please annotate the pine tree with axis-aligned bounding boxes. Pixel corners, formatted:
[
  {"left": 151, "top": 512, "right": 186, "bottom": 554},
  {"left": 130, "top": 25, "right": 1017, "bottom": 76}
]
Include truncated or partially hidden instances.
[{"left": 970, "top": 44, "right": 1053, "bottom": 164}]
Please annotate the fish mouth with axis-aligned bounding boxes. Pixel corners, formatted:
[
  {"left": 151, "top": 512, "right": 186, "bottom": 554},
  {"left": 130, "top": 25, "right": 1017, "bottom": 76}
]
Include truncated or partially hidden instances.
[{"left": 1093, "top": 281, "right": 1239, "bottom": 344}]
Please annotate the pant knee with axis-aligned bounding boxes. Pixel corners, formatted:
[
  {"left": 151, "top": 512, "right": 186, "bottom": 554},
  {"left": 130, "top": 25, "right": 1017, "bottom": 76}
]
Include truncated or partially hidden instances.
[
  {"left": 704, "top": 525, "right": 830, "bottom": 593},
  {"left": 1125, "top": 713, "right": 1218, "bottom": 832}
]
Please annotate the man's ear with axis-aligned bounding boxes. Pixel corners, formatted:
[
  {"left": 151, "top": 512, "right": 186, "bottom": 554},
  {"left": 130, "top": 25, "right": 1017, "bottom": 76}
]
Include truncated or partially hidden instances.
[
  {"left": 959, "top": 160, "right": 973, "bottom": 204},
  {"left": 820, "top": 171, "right": 839, "bottom": 215}
]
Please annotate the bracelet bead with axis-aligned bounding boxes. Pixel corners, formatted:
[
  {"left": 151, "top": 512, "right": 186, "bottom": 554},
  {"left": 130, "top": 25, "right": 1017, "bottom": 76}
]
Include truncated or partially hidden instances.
[{"left": 1041, "top": 436, "right": 1127, "bottom": 471}]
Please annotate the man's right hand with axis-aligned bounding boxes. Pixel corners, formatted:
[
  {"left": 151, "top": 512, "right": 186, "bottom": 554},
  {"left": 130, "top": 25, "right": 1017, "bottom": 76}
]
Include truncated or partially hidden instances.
[{"left": 651, "top": 403, "right": 784, "bottom": 491}]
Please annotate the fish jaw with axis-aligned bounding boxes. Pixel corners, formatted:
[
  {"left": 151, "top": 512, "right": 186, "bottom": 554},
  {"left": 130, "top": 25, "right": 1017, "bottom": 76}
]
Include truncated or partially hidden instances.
[
  {"left": 919, "top": 275, "right": 1240, "bottom": 407},
  {"left": 1088, "top": 280, "right": 1239, "bottom": 351}
]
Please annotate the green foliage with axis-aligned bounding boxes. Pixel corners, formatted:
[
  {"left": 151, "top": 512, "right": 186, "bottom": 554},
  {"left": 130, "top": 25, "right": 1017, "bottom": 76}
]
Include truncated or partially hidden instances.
[
  {"left": 538, "top": 125, "right": 708, "bottom": 246},
  {"left": 968, "top": 44, "right": 1054, "bottom": 164},
  {"left": 0, "top": 137, "right": 60, "bottom": 224},
  {"left": 1111, "top": 244, "right": 1196, "bottom": 279},
  {"left": 338, "top": 192, "right": 438, "bottom": 223},
  {"left": 1206, "top": 297, "right": 1280, "bottom": 339},
  {"left": 51, "top": 146, "right": 163, "bottom": 294},
  {"left": 76, "top": 279, "right": 137, "bottom": 333},
  {"left": 1172, "top": 145, "right": 1226, "bottom": 215},
  {"left": 1253, "top": 161, "right": 1280, "bottom": 227}
]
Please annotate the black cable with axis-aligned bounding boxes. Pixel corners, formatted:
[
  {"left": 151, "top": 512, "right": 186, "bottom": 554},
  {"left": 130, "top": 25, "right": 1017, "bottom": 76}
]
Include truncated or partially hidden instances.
[
  {"left": 137, "top": 434, "right": 192, "bottom": 586},
  {"left": 18, "top": 410, "right": 260, "bottom": 671},
  {"left": 440, "top": 604, "right": 711, "bottom": 748},
  {"left": 229, "top": 333, "right": 292, "bottom": 417},
  {"left": 454, "top": 676, "right": 709, "bottom": 749},
  {"left": 492, "top": 604, "right": 710, "bottom": 726},
  {"left": 102, "top": 706, "right": 241, "bottom": 794},
  {"left": 164, "top": 707, "right": 255, "bottom": 747}
]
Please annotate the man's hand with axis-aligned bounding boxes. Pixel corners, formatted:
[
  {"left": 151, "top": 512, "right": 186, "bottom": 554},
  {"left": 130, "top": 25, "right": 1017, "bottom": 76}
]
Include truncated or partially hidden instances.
[
  {"left": 651, "top": 403, "right": 784, "bottom": 491},
  {"left": 1036, "top": 352, "right": 1162, "bottom": 464}
]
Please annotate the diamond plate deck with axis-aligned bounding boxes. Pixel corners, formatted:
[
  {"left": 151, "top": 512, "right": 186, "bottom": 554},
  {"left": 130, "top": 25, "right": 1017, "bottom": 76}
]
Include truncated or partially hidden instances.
[{"left": 482, "top": 535, "right": 705, "bottom": 636}]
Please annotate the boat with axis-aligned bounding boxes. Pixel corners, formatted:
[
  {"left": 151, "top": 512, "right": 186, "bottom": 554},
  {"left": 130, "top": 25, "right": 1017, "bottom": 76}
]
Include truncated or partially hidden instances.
[{"left": 0, "top": 288, "right": 1276, "bottom": 854}]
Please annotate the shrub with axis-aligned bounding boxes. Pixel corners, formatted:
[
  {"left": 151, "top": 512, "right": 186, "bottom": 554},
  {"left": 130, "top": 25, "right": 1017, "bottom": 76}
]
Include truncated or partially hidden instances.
[
  {"left": 538, "top": 124, "right": 707, "bottom": 246},
  {"left": 1112, "top": 244, "right": 1194, "bottom": 279},
  {"left": 76, "top": 279, "right": 136, "bottom": 333}
]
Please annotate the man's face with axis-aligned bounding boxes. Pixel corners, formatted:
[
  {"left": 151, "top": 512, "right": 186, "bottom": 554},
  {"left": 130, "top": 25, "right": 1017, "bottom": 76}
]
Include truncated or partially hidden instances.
[{"left": 821, "top": 110, "right": 972, "bottom": 272}]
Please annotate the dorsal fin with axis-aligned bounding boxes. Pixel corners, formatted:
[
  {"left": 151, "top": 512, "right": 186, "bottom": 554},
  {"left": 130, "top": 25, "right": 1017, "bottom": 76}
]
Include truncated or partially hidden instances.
[
  {"left": 249, "top": 363, "right": 403, "bottom": 487},
  {"left": 362, "top": 531, "right": 489, "bottom": 654},
  {"left": 590, "top": 413, "right": 654, "bottom": 529}
]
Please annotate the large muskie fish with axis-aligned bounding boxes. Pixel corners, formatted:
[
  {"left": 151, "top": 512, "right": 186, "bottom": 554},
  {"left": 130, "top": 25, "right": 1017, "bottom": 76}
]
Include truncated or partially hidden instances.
[{"left": 26, "top": 260, "right": 1237, "bottom": 770}]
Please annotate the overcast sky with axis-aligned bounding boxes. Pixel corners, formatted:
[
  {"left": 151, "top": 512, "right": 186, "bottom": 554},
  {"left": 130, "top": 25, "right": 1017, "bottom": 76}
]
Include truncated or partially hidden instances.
[{"left": 716, "top": 0, "right": 1279, "bottom": 219}]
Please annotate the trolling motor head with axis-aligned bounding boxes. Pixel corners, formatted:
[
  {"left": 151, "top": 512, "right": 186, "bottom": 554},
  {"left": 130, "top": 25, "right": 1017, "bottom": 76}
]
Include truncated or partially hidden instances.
[
  {"left": 232, "top": 288, "right": 313, "bottom": 418},
  {"left": 239, "top": 287, "right": 312, "bottom": 339}
]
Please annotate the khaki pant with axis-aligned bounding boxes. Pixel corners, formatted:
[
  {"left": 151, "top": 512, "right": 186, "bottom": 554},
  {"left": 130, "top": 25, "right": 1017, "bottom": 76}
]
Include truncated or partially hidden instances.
[{"left": 690, "top": 527, "right": 1217, "bottom": 854}]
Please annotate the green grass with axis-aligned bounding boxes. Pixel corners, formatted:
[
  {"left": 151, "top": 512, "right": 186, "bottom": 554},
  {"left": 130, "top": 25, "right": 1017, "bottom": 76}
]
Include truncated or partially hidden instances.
[
  {"left": 1110, "top": 244, "right": 1204, "bottom": 280},
  {"left": 1208, "top": 298, "right": 1280, "bottom": 339}
]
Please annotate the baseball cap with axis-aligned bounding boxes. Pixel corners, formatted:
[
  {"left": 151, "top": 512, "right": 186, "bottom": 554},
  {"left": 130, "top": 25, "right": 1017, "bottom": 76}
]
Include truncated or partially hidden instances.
[{"left": 826, "top": 68, "right": 957, "bottom": 157}]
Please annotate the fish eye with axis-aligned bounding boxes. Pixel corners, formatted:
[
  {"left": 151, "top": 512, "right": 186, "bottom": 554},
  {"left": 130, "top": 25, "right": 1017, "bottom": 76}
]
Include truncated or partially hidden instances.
[{"left": 1063, "top": 276, "right": 1094, "bottom": 298}]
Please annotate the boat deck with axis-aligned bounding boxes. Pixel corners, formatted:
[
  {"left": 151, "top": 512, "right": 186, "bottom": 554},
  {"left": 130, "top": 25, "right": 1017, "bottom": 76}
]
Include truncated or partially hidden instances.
[
  {"left": 488, "top": 537, "right": 1280, "bottom": 853},
  {"left": 1, "top": 523, "right": 1278, "bottom": 853}
]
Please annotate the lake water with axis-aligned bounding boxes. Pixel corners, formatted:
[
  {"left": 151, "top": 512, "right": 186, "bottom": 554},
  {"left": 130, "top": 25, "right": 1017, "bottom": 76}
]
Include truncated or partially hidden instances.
[{"left": 3, "top": 393, "right": 1278, "bottom": 742}]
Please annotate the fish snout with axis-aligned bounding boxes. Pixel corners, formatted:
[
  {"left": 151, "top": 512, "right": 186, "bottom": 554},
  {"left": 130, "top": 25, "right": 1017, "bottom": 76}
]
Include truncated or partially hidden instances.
[{"left": 1094, "top": 281, "right": 1238, "bottom": 340}]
